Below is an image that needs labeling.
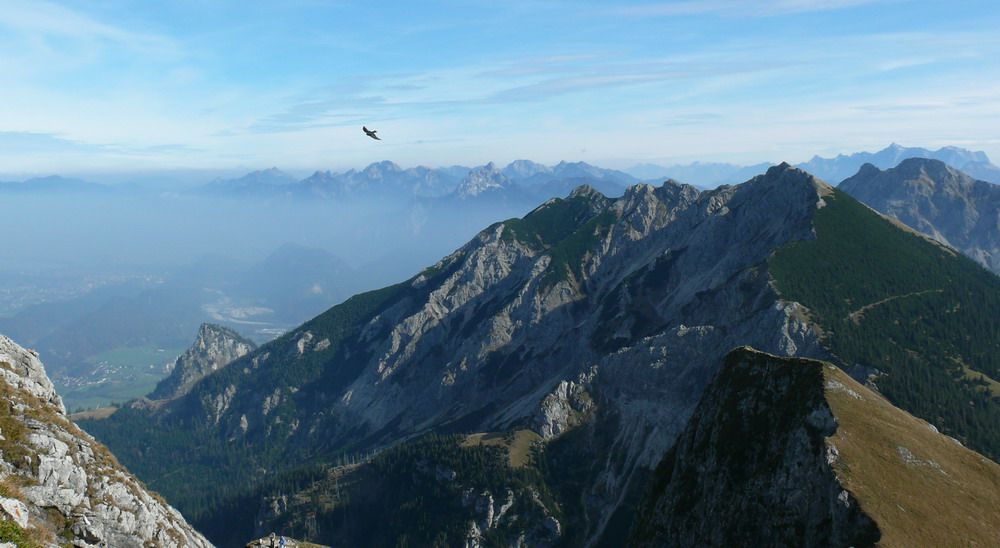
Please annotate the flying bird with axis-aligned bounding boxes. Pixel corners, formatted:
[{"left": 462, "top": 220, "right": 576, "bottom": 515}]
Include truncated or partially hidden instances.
[{"left": 363, "top": 126, "right": 381, "bottom": 140}]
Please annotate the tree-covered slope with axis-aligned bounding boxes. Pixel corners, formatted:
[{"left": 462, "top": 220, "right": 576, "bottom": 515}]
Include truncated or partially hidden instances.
[
  {"left": 838, "top": 158, "right": 1000, "bottom": 274},
  {"left": 79, "top": 187, "right": 634, "bottom": 543},
  {"left": 251, "top": 433, "right": 560, "bottom": 548},
  {"left": 769, "top": 188, "right": 1000, "bottom": 458}
]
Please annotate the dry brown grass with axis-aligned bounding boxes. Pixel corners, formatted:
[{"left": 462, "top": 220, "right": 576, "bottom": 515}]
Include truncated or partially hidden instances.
[
  {"left": 462, "top": 429, "right": 542, "bottom": 468},
  {"left": 958, "top": 365, "right": 1000, "bottom": 398},
  {"left": 824, "top": 364, "right": 1000, "bottom": 547},
  {"left": 68, "top": 407, "right": 119, "bottom": 421}
]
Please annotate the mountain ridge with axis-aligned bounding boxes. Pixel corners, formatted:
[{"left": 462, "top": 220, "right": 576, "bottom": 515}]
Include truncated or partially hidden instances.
[
  {"left": 79, "top": 162, "right": 1000, "bottom": 546},
  {"left": 629, "top": 347, "right": 1000, "bottom": 547},
  {"left": 798, "top": 143, "right": 1000, "bottom": 184},
  {"left": 82, "top": 163, "right": 834, "bottom": 546},
  {"left": 838, "top": 157, "right": 1000, "bottom": 274},
  {"left": 147, "top": 323, "right": 257, "bottom": 401}
]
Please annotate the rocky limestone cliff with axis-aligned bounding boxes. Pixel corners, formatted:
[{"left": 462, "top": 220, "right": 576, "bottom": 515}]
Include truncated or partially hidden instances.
[
  {"left": 0, "top": 334, "right": 212, "bottom": 547},
  {"left": 85, "top": 163, "right": 836, "bottom": 545},
  {"left": 629, "top": 347, "right": 1000, "bottom": 547},
  {"left": 839, "top": 158, "right": 1000, "bottom": 274},
  {"left": 148, "top": 323, "right": 256, "bottom": 401}
]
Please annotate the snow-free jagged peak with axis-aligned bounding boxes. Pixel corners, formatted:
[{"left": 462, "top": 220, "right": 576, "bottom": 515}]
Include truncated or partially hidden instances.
[
  {"left": 455, "top": 161, "right": 516, "bottom": 198},
  {"left": 839, "top": 157, "right": 1000, "bottom": 273},
  {"left": 148, "top": 323, "right": 257, "bottom": 401}
]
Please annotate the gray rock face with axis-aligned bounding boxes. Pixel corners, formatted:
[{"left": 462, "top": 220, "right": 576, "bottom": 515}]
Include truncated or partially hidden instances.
[
  {"left": 0, "top": 334, "right": 212, "bottom": 547},
  {"left": 629, "top": 347, "right": 880, "bottom": 547},
  {"left": 0, "top": 335, "right": 62, "bottom": 412},
  {"left": 149, "top": 323, "right": 256, "bottom": 400},
  {"left": 0, "top": 496, "right": 28, "bottom": 528},
  {"left": 461, "top": 487, "right": 559, "bottom": 548},
  {"left": 452, "top": 162, "right": 525, "bottom": 199},
  {"left": 839, "top": 158, "right": 1000, "bottom": 274},
  {"left": 97, "top": 163, "right": 836, "bottom": 545}
]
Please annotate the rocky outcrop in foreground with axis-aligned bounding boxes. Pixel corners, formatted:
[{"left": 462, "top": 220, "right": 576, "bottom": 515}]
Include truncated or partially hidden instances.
[
  {"left": 0, "top": 334, "right": 212, "bottom": 547},
  {"left": 630, "top": 347, "right": 1000, "bottom": 547}
]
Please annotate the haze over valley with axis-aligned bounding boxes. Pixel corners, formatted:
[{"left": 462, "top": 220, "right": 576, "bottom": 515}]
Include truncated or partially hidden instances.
[
  {"left": 5, "top": 143, "right": 1000, "bottom": 418},
  {"left": 3, "top": 1, "right": 1000, "bottom": 547}
]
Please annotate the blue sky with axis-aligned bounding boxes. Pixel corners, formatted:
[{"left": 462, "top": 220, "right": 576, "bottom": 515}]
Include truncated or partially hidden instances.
[{"left": 2, "top": 0, "right": 999, "bottom": 176}]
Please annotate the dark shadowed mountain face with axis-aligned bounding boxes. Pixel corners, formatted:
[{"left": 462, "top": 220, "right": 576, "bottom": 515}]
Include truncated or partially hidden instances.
[
  {"left": 629, "top": 347, "right": 1000, "bottom": 548},
  {"left": 629, "top": 348, "right": 881, "bottom": 548},
  {"left": 79, "top": 164, "right": 1000, "bottom": 547},
  {"left": 797, "top": 143, "right": 1000, "bottom": 185},
  {"left": 838, "top": 158, "right": 1000, "bottom": 274}
]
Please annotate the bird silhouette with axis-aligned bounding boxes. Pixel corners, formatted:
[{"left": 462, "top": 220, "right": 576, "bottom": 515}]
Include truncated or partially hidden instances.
[{"left": 363, "top": 126, "right": 381, "bottom": 140}]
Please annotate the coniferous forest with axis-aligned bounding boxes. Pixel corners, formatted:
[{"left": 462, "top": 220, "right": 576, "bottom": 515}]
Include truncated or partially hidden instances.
[{"left": 769, "top": 189, "right": 1000, "bottom": 458}]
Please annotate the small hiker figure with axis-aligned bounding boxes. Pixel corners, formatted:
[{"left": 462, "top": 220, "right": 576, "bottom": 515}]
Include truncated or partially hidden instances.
[
  {"left": 279, "top": 537, "right": 287, "bottom": 547},
  {"left": 269, "top": 532, "right": 276, "bottom": 547}
]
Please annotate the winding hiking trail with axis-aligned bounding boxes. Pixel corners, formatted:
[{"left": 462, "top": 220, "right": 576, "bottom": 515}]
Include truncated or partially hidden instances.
[{"left": 846, "top": 289, "right": 944, "bottom": 324}]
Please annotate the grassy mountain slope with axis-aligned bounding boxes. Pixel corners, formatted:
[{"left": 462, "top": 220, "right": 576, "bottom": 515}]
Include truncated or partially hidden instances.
[
  {"left": 769, "top": 188, "right": 1000, "bottom": 458},
  {"left": 629, "top": 347, "right": 1000, "bottom": 547},
  {"left": 825, "top": 354, "right": 1000, "bottom": 546}
]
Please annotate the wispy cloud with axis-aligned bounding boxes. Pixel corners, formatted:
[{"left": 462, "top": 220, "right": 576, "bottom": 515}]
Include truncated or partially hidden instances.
[
  {"left": 851, "top": 91, "right": 1000, "bottom": 114},
  {"left": 241, "top": 54, "right": 792, "bottom": 135},
  {"left": 0, "top": 131, "right": 198, "bottom": 157},
  {"left": 0, "top": 0, "right": 172, "bottom": 52},
  {"left": 608, "top": 0, "right": 906, "bottom": 18}
]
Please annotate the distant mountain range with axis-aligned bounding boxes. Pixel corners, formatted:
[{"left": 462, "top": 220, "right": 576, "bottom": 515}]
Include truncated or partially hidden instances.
[
  {"left": 625, "top": 161, "right": 775, "bottom": 188},
  {"left": 798, "top": 143, "right": 1000, "bottom": 185},
  {"left": 199, "top": 160, "right": 638, "bottom": 203},
  {"left": 0, "top": 159, "right": 639, "bottom": 203},
  {"left": 0, "top": 174, "right": 113, "bottom": 193},
  {"left": 624, "top": 143, "right": 1000, "bottom": 188},
  {"left": 4, "top": 145, "right": 997, "bottom": 197},
  {"left": 80, "top": 164, "right": 1000, "bottom": 547},
  {"left": 839, "top": 158, "right": 1000, "bottom": 275}
]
